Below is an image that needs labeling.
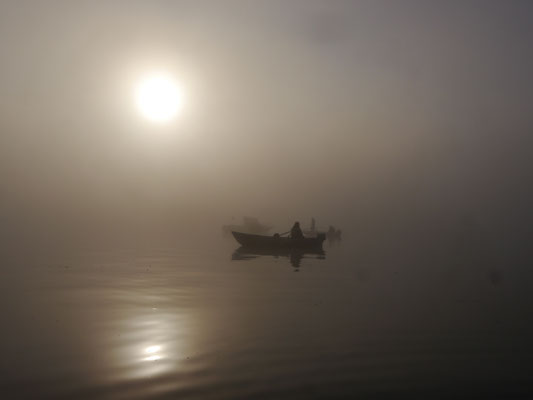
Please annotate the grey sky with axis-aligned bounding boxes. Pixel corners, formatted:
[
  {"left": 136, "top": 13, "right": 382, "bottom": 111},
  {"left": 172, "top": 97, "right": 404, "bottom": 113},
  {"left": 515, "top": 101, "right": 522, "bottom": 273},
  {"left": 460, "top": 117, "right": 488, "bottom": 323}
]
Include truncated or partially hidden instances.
[{"left": 1, "top": 1, "right": 532, "bottom": 249}]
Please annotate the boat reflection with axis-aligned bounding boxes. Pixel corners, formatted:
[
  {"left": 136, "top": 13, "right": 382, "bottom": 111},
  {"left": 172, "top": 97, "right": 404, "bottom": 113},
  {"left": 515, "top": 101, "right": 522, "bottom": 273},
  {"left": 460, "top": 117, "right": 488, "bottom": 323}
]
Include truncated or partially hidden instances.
[{"left": 232, "top": 246, "right": 326, "bottom": 269}]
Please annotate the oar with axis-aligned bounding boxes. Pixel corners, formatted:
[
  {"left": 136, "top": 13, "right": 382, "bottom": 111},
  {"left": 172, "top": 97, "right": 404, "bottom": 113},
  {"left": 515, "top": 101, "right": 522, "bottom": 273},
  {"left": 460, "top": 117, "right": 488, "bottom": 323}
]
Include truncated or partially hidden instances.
[{"left": 279, "top": 231, "right": 290, "bottom": 236}]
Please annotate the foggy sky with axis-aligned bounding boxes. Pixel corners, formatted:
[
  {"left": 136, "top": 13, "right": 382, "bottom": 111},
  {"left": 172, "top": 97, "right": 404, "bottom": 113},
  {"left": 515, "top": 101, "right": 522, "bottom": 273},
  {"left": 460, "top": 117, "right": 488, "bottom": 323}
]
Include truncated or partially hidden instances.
[{"left": 1, "top": 0, "right": 533, "bottom": 252}]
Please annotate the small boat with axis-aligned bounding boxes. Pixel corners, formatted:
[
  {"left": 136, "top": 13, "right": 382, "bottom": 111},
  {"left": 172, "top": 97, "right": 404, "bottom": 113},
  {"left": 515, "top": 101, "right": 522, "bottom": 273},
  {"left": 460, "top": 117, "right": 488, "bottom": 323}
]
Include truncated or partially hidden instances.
[
  {"left": 222, "top": 216, "right": 272, "bottom": 235},
  {"left": 327, "top": 229, "right": 342, "bottom": 241},
  {"left": 231, "top": 231, "right": 326, "bottom": 250}
]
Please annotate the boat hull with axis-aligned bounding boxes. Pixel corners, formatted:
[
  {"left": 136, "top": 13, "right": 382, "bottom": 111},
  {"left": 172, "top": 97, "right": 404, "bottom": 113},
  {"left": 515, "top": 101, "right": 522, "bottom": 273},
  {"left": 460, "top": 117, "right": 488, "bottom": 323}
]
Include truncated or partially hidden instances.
[
  {"left": 222, "top": 224, "right": 272, "bottom": 235},
  {"left": 231, "top": 231, "right": 325, "bottom": 250}
]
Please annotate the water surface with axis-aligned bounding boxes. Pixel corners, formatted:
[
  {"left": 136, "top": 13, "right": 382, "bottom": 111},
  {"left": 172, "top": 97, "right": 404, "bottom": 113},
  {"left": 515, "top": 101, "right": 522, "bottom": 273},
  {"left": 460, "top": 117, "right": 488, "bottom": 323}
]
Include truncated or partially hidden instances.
[{"left": 1, "top": 237, "right": 532, "bottom": 399}]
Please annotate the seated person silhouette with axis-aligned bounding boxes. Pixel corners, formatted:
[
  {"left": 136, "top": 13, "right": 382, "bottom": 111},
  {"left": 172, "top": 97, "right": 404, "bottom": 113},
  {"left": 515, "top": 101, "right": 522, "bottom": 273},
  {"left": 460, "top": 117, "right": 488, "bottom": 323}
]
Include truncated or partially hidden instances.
[{"left": 290, "top": 222, "right": 304, "bottom": 240}]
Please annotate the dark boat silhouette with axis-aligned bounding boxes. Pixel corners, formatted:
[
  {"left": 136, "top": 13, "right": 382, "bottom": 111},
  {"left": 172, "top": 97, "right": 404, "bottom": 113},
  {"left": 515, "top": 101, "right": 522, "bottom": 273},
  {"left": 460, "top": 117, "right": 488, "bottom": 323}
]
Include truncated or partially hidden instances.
[
  {"left": 231, "top": 231, "right": 326, "bottom": 250},
  {"left": 222, "top": 216, "right": 272, "bottom": 235}
]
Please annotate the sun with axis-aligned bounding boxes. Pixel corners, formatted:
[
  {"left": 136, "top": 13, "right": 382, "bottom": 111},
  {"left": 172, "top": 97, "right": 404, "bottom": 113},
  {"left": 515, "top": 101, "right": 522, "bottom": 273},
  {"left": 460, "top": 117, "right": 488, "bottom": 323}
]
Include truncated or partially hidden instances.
[{"left": 135, "top": 74, "right": 183, "bottom": 123}]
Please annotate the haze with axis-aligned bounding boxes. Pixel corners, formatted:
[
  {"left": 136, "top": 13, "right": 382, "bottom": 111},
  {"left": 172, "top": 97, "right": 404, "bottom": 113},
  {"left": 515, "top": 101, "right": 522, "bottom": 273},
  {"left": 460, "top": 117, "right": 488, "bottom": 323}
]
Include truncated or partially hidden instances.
[{"left": 1, "top": 0, "right": 532, "bottom": 259}]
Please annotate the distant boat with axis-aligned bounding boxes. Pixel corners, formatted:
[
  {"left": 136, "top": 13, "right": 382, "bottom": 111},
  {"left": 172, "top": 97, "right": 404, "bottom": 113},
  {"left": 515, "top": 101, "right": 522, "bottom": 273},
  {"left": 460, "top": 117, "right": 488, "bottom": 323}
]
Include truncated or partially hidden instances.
[
  {"left": 231, "top": 231, "right": 326, "bottom": 250},
  {"left": 222, "top": 216, "right": 272, "bottom": 235},
  {"left": 327, "top": 229, "right": 342, "bottom": 241}
]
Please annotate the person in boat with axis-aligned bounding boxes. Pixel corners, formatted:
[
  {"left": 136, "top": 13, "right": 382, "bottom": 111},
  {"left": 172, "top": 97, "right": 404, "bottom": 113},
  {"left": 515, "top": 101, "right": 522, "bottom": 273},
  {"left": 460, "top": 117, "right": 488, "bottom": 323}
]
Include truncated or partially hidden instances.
[{"left": 290, "top": 221, "right": 304, "bottom": 240}]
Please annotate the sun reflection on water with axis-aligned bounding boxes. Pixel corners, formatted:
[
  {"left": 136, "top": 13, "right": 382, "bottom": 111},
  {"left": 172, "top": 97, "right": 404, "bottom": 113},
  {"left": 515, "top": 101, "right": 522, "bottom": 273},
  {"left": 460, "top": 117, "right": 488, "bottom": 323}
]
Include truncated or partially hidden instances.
[
  {"left": 145, "top": 345, "right": 161, "bottom": 354},
  {"left": 108, "top": 306, "right": 191, "bottom": 381},
  {"left": 143, "top": 345, "right": 163, "bottom": 361}
]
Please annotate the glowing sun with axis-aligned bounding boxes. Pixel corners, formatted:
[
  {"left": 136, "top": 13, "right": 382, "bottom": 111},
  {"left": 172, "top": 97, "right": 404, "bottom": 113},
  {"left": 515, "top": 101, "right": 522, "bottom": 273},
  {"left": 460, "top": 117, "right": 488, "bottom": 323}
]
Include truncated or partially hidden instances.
[{"left": 135, "top": 74, "right": 183, "bottom": 123}]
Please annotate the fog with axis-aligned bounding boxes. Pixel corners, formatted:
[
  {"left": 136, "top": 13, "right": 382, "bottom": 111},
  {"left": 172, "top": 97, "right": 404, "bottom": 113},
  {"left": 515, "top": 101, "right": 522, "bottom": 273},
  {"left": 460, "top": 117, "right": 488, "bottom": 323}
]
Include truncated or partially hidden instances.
[{"left": 1, "top": 0, "right": 533, "bottom": 259}]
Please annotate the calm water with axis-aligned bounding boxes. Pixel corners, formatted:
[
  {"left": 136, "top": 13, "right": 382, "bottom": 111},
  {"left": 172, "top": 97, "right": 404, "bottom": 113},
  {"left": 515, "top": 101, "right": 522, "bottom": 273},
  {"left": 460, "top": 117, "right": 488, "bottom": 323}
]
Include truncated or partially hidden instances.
[{"left": 1, "top": 236, "right": 532, "bottom": 399}]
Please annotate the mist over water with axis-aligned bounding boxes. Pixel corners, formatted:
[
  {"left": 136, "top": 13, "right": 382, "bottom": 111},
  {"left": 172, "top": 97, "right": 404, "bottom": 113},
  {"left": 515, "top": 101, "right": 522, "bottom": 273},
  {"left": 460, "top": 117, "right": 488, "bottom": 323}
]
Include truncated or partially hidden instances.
[{"left": 1, "top": 0, "right": 533, "bottom": 398}]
